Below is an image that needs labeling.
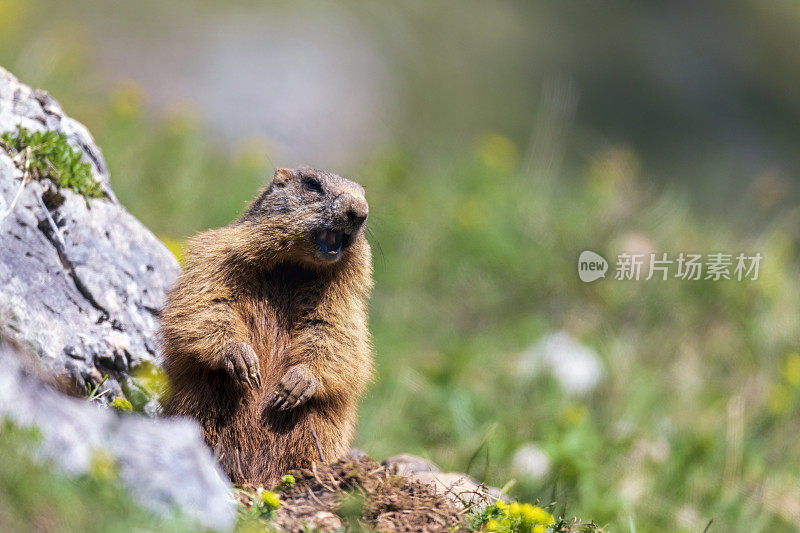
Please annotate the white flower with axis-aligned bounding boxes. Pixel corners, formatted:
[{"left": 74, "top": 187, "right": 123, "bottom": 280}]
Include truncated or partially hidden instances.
[
  {"left": 519, "top": 331, "right": 603, "bottom": 395},
  {"left": 511, "top": 443, "right": 550, "bottom": 480}
]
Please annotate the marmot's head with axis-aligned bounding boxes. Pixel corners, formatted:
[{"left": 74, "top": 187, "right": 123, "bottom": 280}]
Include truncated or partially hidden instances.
[{"left": 241, "top": 167, "right": 369, "bottom": 266}]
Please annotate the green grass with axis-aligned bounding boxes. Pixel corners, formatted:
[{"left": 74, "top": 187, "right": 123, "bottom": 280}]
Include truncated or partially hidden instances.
[
  {"left": 0, "top": 419, "right": 194, "bottom": 532},
  {"left": 0, "top": 125, "right": 105, "bottom": 199},
  {"left": 350, "top": 146, "right": 800, "bottom": 531}
]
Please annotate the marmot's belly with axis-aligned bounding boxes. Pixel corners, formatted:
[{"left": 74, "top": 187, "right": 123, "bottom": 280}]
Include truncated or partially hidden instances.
[
  {"left": 211, "top": 398, "right": 354, "bottom": 485},
  {"left": 166, "top": 368, "right": 356, "bottom": 484}
]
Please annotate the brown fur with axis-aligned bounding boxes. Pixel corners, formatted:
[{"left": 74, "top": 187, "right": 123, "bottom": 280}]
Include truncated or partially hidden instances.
[{"left": 159, "top": 167, "right": 373, "bottom": 485}]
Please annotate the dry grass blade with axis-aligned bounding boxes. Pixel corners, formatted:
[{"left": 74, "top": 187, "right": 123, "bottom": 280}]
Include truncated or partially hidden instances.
[{"left": 263, "top": 457, "right": 467, "bottom": 532}]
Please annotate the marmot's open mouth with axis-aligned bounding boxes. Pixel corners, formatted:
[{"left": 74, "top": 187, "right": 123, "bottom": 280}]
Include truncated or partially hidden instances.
[{"left": 315, "top": 229, "right": 351, "bottom": 259}]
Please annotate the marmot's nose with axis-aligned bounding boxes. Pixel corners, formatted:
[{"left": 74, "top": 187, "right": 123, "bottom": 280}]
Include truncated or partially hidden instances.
[{"left": 342, "top": 194, "right": 368, "bottom": 226}]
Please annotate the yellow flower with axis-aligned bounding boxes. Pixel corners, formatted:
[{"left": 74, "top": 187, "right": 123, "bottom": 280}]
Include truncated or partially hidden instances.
[
  {"left": 768, "top": 383, "right": 793, "bottom": 414},
  {"left": 521, "top": 503, "right": 553, "bottom": 524},
  {"left": 541, "top": 509, "right": 555, "bottom": 524},
  {"left": 0, "top": 0, "right": 28, "bottom": 36},
  {"left": 132, "top": 361, "right": 171, "bottom": 400},
  {"left": 561, "top": 404, "right": 587, "bottom": 426},
  {"left": 495, "top": 500, "right": 507, "bottom": 513},
  {"left": 521, "top": 503, "right": 535, "bottom": 520},
  {"left": 475, "top": 132, "right": 518, "bottom": 172},
  {"left": 260, "top": 490, "right": 281, "bottom": 510},
  {"left": 484, "top": 518, "right": 500, "bottom": 531},
  {"left": 110, "top": 81, "right": 145, "bottom": 120},
  {"left": 533, "top": 525, "right": 547, "bottom": 533},
  {"left": 89, "top": 449, "right": 118, "bottom": 481},
  {"left": 783, "top": 352, "right": 800, "bottom": 387},
  {"left": 165, "top": 108, "right": 198, "bottom": 136},
  {"left": 508, "top": 502, "right": 521, "bottom": 517},
  {"left": 586, "top": 145, "right": 640, "bottom": 198},
  {"left": 454, "top": 196, "right": 487, "bottom": 229},
  {"left": 159, "top": 236, "right": 186, "bottom": 264},
  {"left": 235, "top": 136, "right": 273, "bottom": 170},
  {"left": 110, "top": 397, "right": 133, "bottom": 412}
]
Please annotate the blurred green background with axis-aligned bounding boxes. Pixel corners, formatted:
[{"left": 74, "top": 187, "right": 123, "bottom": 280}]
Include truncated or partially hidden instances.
[{"left": 2, "top": 0, "right": 800, "bottom": 531}]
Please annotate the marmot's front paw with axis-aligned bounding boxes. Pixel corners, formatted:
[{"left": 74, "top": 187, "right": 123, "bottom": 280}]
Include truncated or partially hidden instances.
[
  {"left": 266, "top": 365, "right": 318, "bottom": 410},
  {"left": 223, "top": 341, "right": 261, "bottom": 389}
]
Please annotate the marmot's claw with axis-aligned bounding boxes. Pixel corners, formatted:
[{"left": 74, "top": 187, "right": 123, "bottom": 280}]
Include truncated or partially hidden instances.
[
  {"left": 266, "top": 365, "right": 317, "bottom": 411},
  {"left": 224, "top": 342, "right": 261, "bottom": 390}
]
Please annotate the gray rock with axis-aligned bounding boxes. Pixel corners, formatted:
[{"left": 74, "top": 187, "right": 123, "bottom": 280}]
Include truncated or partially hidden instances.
[
  {"left": 346, "top": 447, "right": 369, "bottom": 461},
  {"left": 383, "top": 453, "right": 440, "bottom": 476},
  {"left": 0, "top": 67, "right": 232, "bottom": 528},
  {"left": 0, "top": 333, "right": 235, "bottom": 530},
  {"left": 0, "top": 66, "right": 180, "bottom": 399},
  {"left": 407, "top": 471, "right": 505, "bottom": 511},
  {"left": 384, "top": 454, "right": 508, "bottom": 510}
]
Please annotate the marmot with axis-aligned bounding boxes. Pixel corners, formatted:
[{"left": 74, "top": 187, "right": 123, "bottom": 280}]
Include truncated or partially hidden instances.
[{"left": 159, "top": 167, "right": 373, "bottom": 485}]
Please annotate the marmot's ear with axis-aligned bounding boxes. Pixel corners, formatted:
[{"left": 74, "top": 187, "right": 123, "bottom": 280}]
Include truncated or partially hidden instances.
[{"left": 273, "top": 168, "right": 295, "bottom": 185}]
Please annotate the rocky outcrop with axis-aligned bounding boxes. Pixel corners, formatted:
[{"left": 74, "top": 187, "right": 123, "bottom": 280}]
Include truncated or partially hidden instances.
[
  {"left": 0, "top": 68, "right": 233, "bottom": 529},
  {"left": 0, "top": 66, "right": 179, "bottom": 401}
]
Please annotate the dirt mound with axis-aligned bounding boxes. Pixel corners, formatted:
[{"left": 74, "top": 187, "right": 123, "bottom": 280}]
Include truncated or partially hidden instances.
[{"left": 241, "top": 457, "right": 468, "bottom": 532}]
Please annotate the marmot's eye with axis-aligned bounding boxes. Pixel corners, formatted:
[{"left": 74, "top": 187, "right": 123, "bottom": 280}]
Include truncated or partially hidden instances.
[{"left": 302, "top": 176, "right": 324, "bottom": 194}]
